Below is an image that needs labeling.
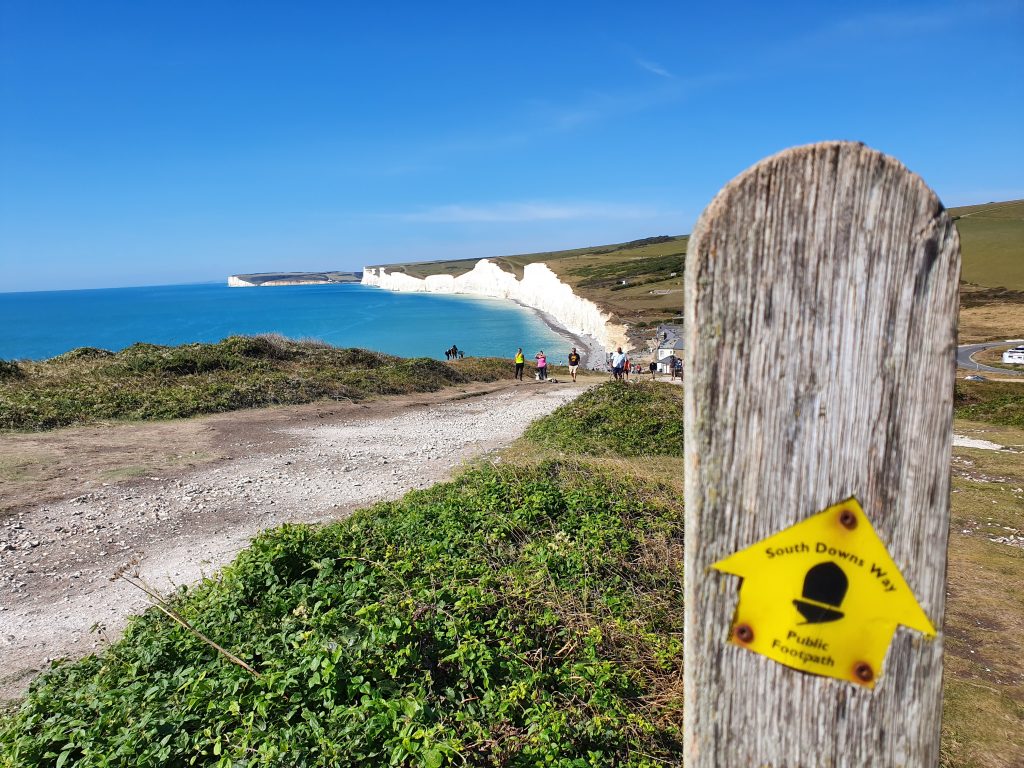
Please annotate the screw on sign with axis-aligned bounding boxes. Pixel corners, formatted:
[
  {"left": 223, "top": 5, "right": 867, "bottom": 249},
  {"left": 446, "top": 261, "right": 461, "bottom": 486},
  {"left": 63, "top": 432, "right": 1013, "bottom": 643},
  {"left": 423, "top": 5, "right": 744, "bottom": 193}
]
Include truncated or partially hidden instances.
[{"left": 683, "top": 143, "right": 959, "bottom": 767}]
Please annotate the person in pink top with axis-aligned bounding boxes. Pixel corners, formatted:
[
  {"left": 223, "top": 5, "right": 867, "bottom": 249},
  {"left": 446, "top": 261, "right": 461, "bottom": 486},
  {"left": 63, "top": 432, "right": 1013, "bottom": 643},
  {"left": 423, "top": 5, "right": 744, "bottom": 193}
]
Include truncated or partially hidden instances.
[{"left": 535, "top": 350, "right": 547, "bottom": 381}]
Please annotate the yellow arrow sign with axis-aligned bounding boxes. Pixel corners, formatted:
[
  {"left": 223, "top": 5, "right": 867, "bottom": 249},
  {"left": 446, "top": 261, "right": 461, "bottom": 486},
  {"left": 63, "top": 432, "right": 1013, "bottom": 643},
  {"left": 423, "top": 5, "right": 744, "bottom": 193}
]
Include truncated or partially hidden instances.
[{"left": 712, "top": 497, "right": 935, "bottom": 687}]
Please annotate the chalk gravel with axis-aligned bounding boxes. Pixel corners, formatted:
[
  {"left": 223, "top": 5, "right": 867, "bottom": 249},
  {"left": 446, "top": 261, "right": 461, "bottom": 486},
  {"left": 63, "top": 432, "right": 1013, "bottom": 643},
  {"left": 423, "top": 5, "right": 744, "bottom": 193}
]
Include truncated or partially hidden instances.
[{"left": 0, "top": 383, "right": 587, "bottom": 701}]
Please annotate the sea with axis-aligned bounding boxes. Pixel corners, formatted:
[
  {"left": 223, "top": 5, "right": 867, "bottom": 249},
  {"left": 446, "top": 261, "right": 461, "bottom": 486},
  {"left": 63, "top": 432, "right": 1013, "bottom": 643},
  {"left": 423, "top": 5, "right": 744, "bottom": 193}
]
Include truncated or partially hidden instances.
[{"left": 0, "top": 282, "right": 576, "bottom": 364}]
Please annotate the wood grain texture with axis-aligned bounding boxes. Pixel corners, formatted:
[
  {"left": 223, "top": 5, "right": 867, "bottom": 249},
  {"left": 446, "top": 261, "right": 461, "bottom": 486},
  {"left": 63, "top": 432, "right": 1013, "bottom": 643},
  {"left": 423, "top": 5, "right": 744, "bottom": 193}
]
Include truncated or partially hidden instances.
[{"left": 683, "top": 142, "right": 960, "bottom": 767}]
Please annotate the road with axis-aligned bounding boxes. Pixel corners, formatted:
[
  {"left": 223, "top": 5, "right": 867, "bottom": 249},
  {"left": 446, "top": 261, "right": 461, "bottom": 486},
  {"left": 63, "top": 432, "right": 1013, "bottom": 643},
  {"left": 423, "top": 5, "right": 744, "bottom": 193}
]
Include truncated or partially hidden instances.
[{"left": 956, "top": 340, "right": 1024, "bottom": 376}]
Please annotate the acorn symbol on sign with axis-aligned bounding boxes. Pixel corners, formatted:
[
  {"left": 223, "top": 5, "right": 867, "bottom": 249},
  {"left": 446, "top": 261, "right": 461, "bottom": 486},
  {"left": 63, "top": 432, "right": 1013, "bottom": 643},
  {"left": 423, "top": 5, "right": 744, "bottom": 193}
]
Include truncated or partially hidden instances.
[{"left": 793, "top": 562, "right": 848, "bottom": 624}]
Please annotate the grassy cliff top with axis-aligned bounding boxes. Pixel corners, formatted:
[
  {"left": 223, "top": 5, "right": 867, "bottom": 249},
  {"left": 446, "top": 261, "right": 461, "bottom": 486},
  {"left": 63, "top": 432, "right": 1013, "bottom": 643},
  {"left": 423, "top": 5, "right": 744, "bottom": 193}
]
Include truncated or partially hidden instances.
[
  {"left": 2, "top": 380, "right": 1019, "bottom": 765},
  {"left": 367, "top": 199, "right": 1023, "bottom": 338},
  {"left": 232, "top": 271, "right": 362, "bottom": 285},
  {"left": 369, "top": 235, "right": 688, "bottom": 328}
]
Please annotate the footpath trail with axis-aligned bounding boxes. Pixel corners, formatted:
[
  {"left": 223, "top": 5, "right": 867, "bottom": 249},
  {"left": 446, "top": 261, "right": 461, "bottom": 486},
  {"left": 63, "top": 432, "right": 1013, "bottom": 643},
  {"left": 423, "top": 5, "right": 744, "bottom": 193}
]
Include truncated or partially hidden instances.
[{"left": 0, "top": 378, "right": 592, "bottom": 703}]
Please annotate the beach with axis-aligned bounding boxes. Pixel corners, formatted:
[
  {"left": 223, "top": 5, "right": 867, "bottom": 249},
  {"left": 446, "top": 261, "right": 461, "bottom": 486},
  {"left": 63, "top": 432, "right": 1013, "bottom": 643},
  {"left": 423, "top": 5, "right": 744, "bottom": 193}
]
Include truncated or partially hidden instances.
[{"left": 514, "top": 299, "right": 607, "bottom": 370}]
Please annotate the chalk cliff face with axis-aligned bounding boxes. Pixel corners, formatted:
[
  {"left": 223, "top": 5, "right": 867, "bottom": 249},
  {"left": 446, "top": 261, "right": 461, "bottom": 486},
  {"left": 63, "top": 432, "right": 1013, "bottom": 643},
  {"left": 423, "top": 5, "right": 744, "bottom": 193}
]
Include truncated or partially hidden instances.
[
  {"left": 228, "top": 276, "right": 256, "bottom": 287},
  {"left": 362, "top": 259, "right": 629, "bottom": 353}
]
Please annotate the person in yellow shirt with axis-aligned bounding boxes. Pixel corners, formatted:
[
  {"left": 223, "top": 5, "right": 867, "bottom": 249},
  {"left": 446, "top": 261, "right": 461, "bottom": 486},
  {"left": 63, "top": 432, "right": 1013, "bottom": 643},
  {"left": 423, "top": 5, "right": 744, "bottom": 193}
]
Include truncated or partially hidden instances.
[
  {"left": 514, "top": 348, "right": 525, "bottom": 380},
  {"left": 567, "top": 347, "right": 581, "bottom": 382}
]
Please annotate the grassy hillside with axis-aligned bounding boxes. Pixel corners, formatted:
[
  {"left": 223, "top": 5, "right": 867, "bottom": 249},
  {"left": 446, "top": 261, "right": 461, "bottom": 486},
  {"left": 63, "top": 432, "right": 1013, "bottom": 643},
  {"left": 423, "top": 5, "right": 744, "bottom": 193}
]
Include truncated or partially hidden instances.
[
  {"left": 0, "top": 336, "right": 508, "bottom": 432},
  {"left": 950, "top": 200, "right": 1024, "bottom": 290},
  {"left": 367, "top": 200, "right": 1022, "bottom": 341}
]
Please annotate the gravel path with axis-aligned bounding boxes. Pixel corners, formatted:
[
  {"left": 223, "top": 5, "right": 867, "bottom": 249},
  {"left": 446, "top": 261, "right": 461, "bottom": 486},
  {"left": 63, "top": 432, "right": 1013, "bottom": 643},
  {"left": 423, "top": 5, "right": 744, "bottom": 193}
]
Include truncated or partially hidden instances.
[{"left": 0, "top": 381, "right": 588, "bottom": 702}]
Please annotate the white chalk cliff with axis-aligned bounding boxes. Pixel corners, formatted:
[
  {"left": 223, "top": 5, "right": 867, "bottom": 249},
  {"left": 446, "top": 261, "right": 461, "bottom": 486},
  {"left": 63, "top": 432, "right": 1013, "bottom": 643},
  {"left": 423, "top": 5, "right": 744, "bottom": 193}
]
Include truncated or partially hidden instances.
[{"left": 362, "top": 259, "right": 629, "bottom": 353}]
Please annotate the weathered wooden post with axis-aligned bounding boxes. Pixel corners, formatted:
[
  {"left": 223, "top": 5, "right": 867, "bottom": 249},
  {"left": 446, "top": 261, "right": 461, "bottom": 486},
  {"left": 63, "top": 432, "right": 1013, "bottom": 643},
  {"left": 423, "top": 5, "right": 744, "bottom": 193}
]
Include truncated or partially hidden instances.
[{"left": 683, "top": 142, "right": 960, "bottom": 766}]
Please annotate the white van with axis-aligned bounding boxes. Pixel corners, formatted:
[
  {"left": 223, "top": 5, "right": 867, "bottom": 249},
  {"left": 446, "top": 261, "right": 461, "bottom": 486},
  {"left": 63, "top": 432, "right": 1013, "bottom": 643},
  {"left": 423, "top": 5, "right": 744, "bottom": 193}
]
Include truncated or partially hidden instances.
[{"left": 1002, "top": 345, "right": 1024, "bottom": 365}]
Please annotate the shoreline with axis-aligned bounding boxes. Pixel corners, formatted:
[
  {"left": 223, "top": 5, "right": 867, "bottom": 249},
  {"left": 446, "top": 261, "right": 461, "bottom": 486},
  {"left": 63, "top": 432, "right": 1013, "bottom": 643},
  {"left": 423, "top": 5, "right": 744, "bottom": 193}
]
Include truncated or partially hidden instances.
[{"left": 510, "top": 298, "right": 607, "bottom": 371}]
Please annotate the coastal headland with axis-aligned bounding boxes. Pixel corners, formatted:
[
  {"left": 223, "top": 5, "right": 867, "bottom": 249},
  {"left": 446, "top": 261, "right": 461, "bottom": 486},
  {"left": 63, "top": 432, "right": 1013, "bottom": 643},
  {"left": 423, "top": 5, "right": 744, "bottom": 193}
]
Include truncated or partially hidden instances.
[
  {"left": 363, "top": 259, "right": 624, "bottom": 366},
  {"left": 225, "top": 199, "right": 1024, "bottom": 361},
  {"left": 227, "top": 270, "right": 362, "bottom": 287}
]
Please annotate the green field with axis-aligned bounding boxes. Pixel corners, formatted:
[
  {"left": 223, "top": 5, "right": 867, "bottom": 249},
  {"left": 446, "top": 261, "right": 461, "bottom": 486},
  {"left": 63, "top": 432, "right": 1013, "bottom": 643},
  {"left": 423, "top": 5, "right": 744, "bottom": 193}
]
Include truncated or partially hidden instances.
[{"left": 949, "top": 200, "right": 1024, "bottom": 290}]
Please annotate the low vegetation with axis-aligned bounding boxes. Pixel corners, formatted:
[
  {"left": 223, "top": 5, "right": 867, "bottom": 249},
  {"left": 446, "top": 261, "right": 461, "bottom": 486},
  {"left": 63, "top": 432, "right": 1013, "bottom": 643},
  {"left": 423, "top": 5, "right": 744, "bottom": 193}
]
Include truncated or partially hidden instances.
[
  {"left": 0, "top": 336, "right": 508, "bottom": 432},
  {"left": 525, "top": 381, "right": 684, "bottom": 457},
  {"left": 954, "top": 380, "right": 1024, "bottom": 428},
  {"left": 951, "top": 200, "right": 1024, "bottom": 291},
  {"left": 0, "top": 382, "right": 685, "bottom": 767},
  {"left": 568, "top": 253, "right": 685, "bottom": 291},
  {"left": 0, "top": 378, "right": 1019, "bottom": 765}
]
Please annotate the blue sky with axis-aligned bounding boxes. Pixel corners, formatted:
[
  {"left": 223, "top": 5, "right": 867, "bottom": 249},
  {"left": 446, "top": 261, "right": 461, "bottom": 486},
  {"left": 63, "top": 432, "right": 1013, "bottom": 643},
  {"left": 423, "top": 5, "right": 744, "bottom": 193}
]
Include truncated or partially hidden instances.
[{"left": 1, "top": 1, "right": 1022, "bottom": 292}]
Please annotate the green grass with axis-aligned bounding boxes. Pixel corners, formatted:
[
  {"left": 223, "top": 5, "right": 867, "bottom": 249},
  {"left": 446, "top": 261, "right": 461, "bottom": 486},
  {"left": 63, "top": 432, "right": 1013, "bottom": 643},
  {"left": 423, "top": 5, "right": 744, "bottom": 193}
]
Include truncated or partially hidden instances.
[
  {"left": 569, "top": 253, "right": 685, "bottom": 291},
  {"left": 954, "top": 380, "right": 1024, "bottom": 428},
  {"left": 525, "top": 382, "right": 684, "bottom": 457},
  {"left": 951, "top": 200, "right": 1024, "bottom": 290},
  {"left": 0, "top": 336, "right": 509, "bottom": 432},
  {"left": 0, "top": 383, "right": 685, "bottom": 767}
]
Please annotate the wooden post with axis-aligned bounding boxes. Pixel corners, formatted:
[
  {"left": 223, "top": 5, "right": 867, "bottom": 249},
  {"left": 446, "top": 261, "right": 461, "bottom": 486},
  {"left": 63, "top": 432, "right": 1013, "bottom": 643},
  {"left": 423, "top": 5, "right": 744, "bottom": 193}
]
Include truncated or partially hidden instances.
[{"left": 683, "top": 142, "right": 960, "bottom": 766}]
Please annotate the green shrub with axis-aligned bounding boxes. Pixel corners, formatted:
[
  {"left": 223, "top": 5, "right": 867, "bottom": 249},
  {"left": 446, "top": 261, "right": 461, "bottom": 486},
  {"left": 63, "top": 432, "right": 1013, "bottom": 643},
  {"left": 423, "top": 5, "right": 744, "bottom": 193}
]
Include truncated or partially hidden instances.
[
  {"left": 0, "top": 360, "right": 21, "bottom": 380},
  {"left": 0, "top": 463, "right": 683, "bottom": 766},
  {"left": 525, "top": 381, "right": 684, "bottom": 457}
]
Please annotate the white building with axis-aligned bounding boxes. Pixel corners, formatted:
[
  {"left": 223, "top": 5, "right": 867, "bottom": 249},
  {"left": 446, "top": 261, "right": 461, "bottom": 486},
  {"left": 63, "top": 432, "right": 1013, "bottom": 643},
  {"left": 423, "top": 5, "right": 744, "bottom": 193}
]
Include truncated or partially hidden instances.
[{"left": 656, "top": 338, "right": 685, "bottom": 374}]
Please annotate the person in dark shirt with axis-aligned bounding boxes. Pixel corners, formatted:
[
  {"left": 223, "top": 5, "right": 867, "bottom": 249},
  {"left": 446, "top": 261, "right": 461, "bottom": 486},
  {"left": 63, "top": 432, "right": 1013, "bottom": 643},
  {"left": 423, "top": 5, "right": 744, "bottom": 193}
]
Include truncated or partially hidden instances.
[{"left": 567, "top": 347, "right": 581, "bottom": 382}]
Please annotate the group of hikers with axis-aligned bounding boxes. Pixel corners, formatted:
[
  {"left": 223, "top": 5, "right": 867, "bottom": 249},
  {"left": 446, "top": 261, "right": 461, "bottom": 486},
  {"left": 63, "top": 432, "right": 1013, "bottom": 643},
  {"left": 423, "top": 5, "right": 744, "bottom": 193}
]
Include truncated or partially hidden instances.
[
  {"left": 449, "top": 343, "right": 682, "bottom": 383},
  {"left": 513, "top": 346, "right": 583, "bottom": 383},
  {"left": 610, "top": 347, "right": 682, "bottom": 381},
  {"left": 510, "top": 344, "right": 682, "bottom": 384}
]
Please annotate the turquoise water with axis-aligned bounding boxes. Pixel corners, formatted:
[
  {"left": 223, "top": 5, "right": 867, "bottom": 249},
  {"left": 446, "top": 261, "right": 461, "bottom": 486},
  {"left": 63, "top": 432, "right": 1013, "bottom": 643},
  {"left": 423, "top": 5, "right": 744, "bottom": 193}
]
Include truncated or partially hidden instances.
[{"left": 0, "top": 282, "right": 574, "bottom": 363}]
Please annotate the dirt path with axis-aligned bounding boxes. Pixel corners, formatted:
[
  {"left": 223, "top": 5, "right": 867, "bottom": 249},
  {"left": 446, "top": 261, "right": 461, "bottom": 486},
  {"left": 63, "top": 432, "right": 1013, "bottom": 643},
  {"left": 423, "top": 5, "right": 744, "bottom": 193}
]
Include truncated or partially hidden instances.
[{"left": 0, "top": 378, "right": 593, "bottom": 703}]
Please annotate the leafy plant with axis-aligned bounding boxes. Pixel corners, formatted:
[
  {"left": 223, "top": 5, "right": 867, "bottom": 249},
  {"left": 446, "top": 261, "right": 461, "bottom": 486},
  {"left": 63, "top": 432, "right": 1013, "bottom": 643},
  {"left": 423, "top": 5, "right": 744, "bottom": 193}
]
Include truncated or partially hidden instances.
[
  {"left": 525, "top": 381, "right": 684, "bottom": 457},
  {"left": 0, "top": 462, "right": 684, "bottom": 767}
]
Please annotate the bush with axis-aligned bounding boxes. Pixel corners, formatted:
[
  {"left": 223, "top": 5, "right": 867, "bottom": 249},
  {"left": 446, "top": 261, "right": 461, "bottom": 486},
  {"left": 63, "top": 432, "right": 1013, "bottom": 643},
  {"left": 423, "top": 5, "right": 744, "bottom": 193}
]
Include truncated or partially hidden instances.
[
  {"left": 525, "top": 381, "right": 684, "bottom": 457},
  {"left": 50, "top": 347, "right": 114, "bottom": 362},
  {"left": 0, "top": 360, "right": 21, "bottom": 380}
]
